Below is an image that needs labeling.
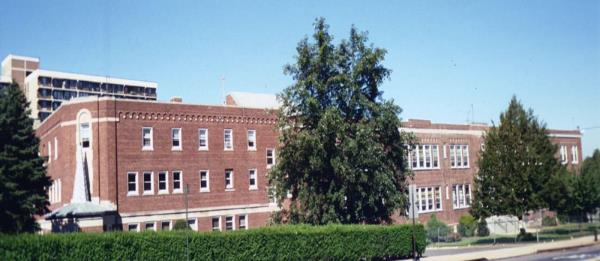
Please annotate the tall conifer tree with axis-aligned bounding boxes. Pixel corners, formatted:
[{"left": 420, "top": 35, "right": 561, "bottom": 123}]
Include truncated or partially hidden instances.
[
  {"left": 0, "top": 83, "right": 50, "bottom": 233},
  {"left": 269, "top": 18, "right": 413, "bottom": 224}
]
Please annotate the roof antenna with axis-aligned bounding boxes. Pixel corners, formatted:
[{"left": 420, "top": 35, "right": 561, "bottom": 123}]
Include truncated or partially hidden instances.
[{"left": 221, "top": 75, "right": 226, "bottom": 105}]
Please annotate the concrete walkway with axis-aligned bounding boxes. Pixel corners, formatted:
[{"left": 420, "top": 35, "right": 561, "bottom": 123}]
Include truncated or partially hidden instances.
[{"left": 420, "top": 236, "right": 599, "bottom": 261}]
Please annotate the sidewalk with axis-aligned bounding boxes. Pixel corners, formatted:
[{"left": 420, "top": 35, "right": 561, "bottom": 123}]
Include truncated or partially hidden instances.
[{"left": 420, "top": 236, "right": 599, "bottom": 261}]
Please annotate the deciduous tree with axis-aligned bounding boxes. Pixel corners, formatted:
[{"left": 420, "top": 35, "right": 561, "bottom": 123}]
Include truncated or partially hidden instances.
[{"left": 269, "top": 18, "right": 413, "bottom": 224}]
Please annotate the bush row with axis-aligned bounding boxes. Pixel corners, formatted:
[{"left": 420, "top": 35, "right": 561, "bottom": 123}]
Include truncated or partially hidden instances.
[{"left": 0, "top": 224, "right": 426, "bottom": 260}]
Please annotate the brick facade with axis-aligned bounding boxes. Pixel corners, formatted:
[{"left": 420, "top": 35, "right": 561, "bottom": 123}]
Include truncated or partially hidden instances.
[{"left": 36, "top": 98, "right": 583, "bottom": 232}]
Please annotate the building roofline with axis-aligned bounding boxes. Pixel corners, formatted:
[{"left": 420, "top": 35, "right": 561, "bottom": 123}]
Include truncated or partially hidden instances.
[
  {"left": 37, "top": 96, "right": 278, "bottom": 130},
  {"left": 32, "top": 69, "right": 158, "bottom": 87},
  {"left": 2, "top": 54, "right": 40, "bottom": 67}
]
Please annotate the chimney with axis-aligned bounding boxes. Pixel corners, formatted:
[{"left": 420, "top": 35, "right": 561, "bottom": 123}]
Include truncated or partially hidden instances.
[{"left": 170, "top": 96, "right": 182, "bottom": 103}]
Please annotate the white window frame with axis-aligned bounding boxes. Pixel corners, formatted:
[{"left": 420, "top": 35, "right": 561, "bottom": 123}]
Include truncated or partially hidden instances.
[
  {"left": 127, "top": 172, "right": 139, "bottom": 196},
  {"left": 560, "top": 145, "right": 568, "bottom": 164},
  {"left": 145, "top": 222, "right": 156, "bottom": 231},
  {"left": 212, "top": 216, "right": 222, "bottom": 231},
  {"left": 172, "top": 128, "right": 182, "bottom": 151},
  {"left": 128, "top": 223, "right": 140, "bottom": 232},
  {"left": 200, "top": 170, "right": 210, "bottom": 192},
  {"left": 409, "top": 145, "right": 440, "bottom": 170},
  {"left": 54, "top": 137, "right": 58, "bottom": 160},
  {"left": 143, "top": 172, "right": 154, "bottom": 195},
  {"left": 224, "top": 129, "right": 233, "bottom": 151},
  {"left": 415, "top": 186, "right": 443, "bottom": 213},
  {"left": 172, "top": 171, "right": 183, "bottom": 193},
  {"left": 161, "top": 221, "right": 171, "bottom": 231},
  {"left": 266, "top": 148, "right": 275, "bottom": 169},
  {"left": 452, "top": 184, "right": 472, "bottom": 209},
  {"left": 188, "top": 218, "right": 198, "bottom": 231},
  {"left": 239, "top": 214, "right": 248, "bottom": 230},
  {"left": 158, "top": 171, "right": 169, "bottom": 194},
  {"left": 142, "top": 127, "right": 153, "bottom": 151},
  {"left": 247, "top": 130, "right": 257, "bottom": 151},
  {"left": 450, "top": 144, "right": 470, "bottom": 169},
  {"left": 572, "top": 145, "right": 579, "bottom": 164},
  {"left": 225, "top": 169, "right": 234, "bottom": 190},
  {"left": 248, "top": 169, "right": 258, "bottom": 190},
  {"left": 198, "top": 128, "right": 209, "bottom": 151},
  {"left": 225, "top": 216, "right": 235, "bottom": 231}
]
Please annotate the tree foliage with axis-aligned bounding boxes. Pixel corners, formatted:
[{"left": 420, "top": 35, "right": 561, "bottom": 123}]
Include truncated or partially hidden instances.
[
  {"left": 0, "top": 83, "right": 50, "bottom": 233},
  {"left": 269, "top": 18, "right": 413, "bottom": 225},
  {"left": 471, "top": 96, "right": 560, "bottom": 221}
]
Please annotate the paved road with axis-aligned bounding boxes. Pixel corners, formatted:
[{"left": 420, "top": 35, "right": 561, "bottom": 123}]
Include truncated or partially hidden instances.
[
  {"left": 424, "top": 244, "right": 531, "bottom": 257},
  {"left": 497, "top": 244, "right": 600, "bottom": 261}
]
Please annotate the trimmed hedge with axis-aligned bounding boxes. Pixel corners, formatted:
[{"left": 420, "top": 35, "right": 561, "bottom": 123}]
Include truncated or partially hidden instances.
[{"left": 0, "top": 224, "right": 426, "bottom": 260}]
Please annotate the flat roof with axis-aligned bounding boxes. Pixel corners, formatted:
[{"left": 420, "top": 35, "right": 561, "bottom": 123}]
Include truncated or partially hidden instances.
[
  {"left": 30, "top": 69, "right": 158, "bottom": 88},
  {"left": 1, "top": 54, "right": 40, "bottom": 67}
]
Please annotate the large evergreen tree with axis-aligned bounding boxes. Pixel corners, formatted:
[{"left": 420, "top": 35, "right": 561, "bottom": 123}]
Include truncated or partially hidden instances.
[
  {"left": 269, "top": 18, "right": 413, "bottom": 225},
  {"left": 471, "top": 96, "right": 560, "bottom": 222},
  {"left": 0, "top": 83, "right": 50, "bottom": 233}
]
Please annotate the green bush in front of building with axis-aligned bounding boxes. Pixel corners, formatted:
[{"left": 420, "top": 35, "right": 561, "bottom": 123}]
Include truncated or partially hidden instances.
[
  {"left": 0, "top": 224, "right": 426, "bottom": 260},
  {"left": 458, "top": 214, "right": 477, "bottom": 237}
]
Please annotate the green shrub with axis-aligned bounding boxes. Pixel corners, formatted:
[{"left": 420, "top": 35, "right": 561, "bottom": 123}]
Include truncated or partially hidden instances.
[
  {"left": 426, "top": 214, "right": 450, "bottom": 242},
  {"left": 458, "top": 214, "right": 476, "bottom": 237},
  {"left": 477, "top": 219, "right": 490, "bottom": 237},
  {"left": 0, "top": 224, "right": 426, "bottom": 260},
  {"left": 542, "top": 216, "right": 557, "bottom": 227},
  {"left": 446, "top": 232, "right": 462, "bottom": 242},
  {"left": 172, "top": 220, "right": 191, "bottom": 230}
]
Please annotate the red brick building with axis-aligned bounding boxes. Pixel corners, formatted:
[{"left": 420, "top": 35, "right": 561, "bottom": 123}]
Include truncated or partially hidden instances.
[
  {"left": 36, "top": 96, "right": 583, "bottom": 232},
  {"left": 400, "top": 119, "right": 582, "bottom": 225},
  {"left": 38, "top": 96, "right": 278, "bottom": 232}
]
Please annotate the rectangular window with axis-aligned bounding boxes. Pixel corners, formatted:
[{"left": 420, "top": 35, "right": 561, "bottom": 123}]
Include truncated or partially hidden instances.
[
  {"left": 172, "top": 128, "right": 182, "bottom": 150},
  {"left": 198, "top": 128, "right": 208, "bottom": 150},
  {"left": 225, "top": 216, "right": 234, "bottom": 231},
  {"left": 80, "top": 123, "right": 90, "bottom": 148},
  {"left": 142, "top": 127, "right": 153, "bottom": 150},
  {"left": 248, "top": 169, "right": 257, "bottom": 190},
  {"left": 127, "top": 172, "right": 138, "bottom": 195},
  {"left": 188, "top": 219, "right": 197, "bottom": 231},
  {"left": 268, "top": 186, "right": 277, "bottom": 204},
  {"left": 161, "top": 221, "right": 171, "bottom": 231},
  {"left": 415, "top": 186, "right": 443, "bottom": 213},
  {"left": 200, "top": 170, "right": 210, "bottom": 192},
  {"left": 409, "top": 145, "right": 440, "bottom": 170},
  {"left": 247, "top": 130, "right": 256, "bottom": 150},
  {"left": 450, "top": 145, "right": 470, "bottom": 169},
  {"left": 212, "top": 217, "right": 221, "bottom": 231},
  {"left": 128, "top": 224, "right": 139, "bottom": 232},
  {"left": 560, "top": 145, "right": 568, "bottom": 164},
  {"left": 158, "top": 171, "right": 168, "bottom": 194},
  {"left": 224, "top": 129, "right": 233, "bottom": 150},
  {"left": 172, "top": 171, "right": 182, "bottom": 193},
  {"left": 572, "top": 146, "right": 579, "bottom": 164},
  {"left": 225, "top": 169, "right": 234, "bottom": 190},
  {"left": 143, "top": 172, "right": 154, "bottom": 195},
  {"left": 54, "top": 137, "right": 58, "bottom": 160},
  {"left": 452, "top": 184, "right": 472, "bottom": 209},
  {"left": 266, "top": 148, "right": 275, "bottom": 168},
  {"left": 145, "top": 222, "right": 155, "bottom": 231},
  {"left": 239, "top": 215, "right": 247, "bottom": 230}
]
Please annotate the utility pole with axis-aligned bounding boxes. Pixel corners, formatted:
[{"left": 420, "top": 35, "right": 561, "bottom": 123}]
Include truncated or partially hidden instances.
[
  {"left": 185, "top": 184, "right": 190, "bottom": 261},
  {"left": 411, "top": 185, "right": 417, "bottom": 260}
]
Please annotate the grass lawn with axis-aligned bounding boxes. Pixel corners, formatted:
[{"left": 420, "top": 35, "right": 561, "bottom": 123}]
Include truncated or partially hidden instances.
[{"left": 429, "top": 223, "right": 599, "bottom": 248}]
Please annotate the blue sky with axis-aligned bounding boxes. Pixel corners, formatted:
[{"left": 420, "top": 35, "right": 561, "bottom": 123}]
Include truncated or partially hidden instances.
[{"left": 1, "top": 1, "right": 599, "bottom": 156}]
